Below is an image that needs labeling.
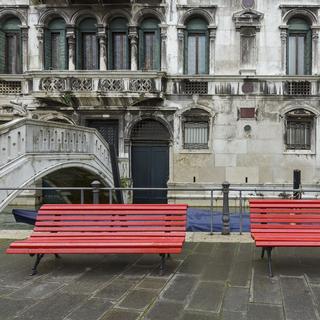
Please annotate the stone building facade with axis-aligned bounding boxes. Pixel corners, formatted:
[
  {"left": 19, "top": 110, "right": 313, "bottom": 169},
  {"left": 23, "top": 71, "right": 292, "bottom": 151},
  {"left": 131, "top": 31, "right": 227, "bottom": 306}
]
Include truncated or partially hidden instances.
[{"left": 0, "top": 0, "right": 320, "bottom": 203}]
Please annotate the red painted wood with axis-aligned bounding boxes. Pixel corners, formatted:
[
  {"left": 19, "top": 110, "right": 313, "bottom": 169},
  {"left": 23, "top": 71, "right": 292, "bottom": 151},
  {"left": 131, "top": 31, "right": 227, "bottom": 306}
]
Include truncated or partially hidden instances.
[{"left": 7, "top": 204, "right": 188, "bottom": 258}]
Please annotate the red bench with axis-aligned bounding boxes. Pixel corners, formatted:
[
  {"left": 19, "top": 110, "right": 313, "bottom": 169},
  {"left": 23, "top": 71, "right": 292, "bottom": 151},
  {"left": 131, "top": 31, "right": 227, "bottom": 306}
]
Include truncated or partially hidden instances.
[
  {"left": 250, "top": 199, "right": 320, "bottom": 277},
  {"left": 6, "top": 204, "right": 187, "bottom": 275}
]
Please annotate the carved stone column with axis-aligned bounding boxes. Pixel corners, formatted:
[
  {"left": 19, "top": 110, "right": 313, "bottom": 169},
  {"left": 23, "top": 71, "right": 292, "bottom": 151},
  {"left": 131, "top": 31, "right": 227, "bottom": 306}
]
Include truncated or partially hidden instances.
[
  {"left": 36, "top": 25, "right": 44, "bottom": 70},
  {"left": 21, "top": 27, "right": 29, "bottom": 73},
  {"left": 98, "top": 25, "right": 107, "bottom": 71},
  {"left": 312, "top": 27, "right": 319, "bottom": 75},
  {"left": 160, "top": 25, "right": 167, "bottom": 72},
  {"left": 279, "top": 26, "right": 288, "bottom": 75},
  {"left": 67, "top": 26, "right": 76, "bottom": 71},
  {"left": 129, "top": 26, "right": 138, "bottom": 71},
  {"left": 209, "top": 26, "right": 217, "bottom": 75},
  {"left": 177, "top": 26, "right": 185, "bottom": 74}
]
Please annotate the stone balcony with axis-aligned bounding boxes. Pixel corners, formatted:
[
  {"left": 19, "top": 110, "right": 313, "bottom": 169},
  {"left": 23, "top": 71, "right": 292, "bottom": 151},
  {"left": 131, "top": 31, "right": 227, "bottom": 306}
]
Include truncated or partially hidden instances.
[{"left": 28, "top": 71, "right": 165, "bottom": 99}]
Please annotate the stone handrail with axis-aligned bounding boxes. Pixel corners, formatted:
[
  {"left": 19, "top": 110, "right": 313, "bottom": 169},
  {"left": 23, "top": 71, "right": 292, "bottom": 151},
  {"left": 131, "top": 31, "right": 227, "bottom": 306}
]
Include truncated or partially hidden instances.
[{"left": 0, "top": 118, "right": 112, "bottom": 173}]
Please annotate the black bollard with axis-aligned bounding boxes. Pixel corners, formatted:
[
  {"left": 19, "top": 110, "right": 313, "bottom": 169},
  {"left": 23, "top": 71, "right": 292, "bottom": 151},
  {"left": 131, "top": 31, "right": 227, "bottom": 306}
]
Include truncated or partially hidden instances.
[
  {"left": 222, "top": 181, "right": 230, "bottom": 235},
  {"left": 91, "top": 180, "right": 101, "bottom": 204},
  {"left": 293, "top": 170, "right": 301, "bottom": 199}
]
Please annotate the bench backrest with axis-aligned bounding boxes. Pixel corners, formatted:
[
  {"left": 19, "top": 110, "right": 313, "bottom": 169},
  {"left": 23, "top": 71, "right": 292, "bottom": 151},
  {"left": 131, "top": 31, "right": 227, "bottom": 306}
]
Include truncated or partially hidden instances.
[
  {"left": 34, "top": 204, "right": 187, "bottom": 237},
  {"left": 250, "top": 199, "right": 320, "bottom": 232}
]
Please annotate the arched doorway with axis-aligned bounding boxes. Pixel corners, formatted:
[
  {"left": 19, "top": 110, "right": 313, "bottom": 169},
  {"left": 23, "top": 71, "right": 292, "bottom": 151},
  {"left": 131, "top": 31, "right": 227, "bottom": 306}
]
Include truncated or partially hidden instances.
[{"left": 131, "top": 119, "right": 170, "bottom": 203}]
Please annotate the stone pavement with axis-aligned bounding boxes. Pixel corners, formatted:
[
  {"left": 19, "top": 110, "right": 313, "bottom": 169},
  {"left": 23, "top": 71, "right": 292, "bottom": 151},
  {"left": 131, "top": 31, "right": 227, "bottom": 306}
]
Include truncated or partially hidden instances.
[{"left": 1, "top": 239, "right": 320, "bottom": 320}]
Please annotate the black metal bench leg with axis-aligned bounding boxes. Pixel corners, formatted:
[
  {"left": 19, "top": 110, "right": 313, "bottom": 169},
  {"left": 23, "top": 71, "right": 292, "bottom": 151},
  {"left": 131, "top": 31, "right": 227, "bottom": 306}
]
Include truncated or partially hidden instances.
[
  {"left": 159, "top": 254, "right": 166, "bottom": 276},
  {"left": 261, "top": 247, "right": 265, "bottom": 259},
  {"left": 54, "top": 254, "right": 61, "bottom": 259},
  {"left": 266, "top": 247, "right": 273, "bottom": 277},
  {"left": 167, "top": 254, "right": 171, "bottom": 259},
  {"left": 30, "top": 254, "right": 44, "bottom": 276}
]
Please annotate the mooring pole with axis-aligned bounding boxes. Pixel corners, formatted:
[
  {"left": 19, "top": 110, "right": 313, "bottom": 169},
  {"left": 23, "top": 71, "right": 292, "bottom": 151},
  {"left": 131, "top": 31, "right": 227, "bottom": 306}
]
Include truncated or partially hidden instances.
[
  {"left": 91, "top": 180, "right": 101, "bottom": 204},
  {"left": 293, "top": 170, "right": 301, "bottom": 199},
  {"left": 222, "top": 181, "right": 230, "bottom": 235}
]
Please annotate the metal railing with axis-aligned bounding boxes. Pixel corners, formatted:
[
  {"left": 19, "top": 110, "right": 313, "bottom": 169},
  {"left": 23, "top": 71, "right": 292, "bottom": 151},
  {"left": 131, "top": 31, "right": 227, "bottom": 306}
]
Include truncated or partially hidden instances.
[{"left": 1, "top": 181, "right": 320, "bottom": 235}]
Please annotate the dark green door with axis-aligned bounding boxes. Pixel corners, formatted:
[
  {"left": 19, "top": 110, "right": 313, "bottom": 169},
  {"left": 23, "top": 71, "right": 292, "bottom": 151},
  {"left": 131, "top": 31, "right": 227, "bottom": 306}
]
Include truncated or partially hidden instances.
[{"left": 132, "top": 143, "right": 169, "bottom": 204}]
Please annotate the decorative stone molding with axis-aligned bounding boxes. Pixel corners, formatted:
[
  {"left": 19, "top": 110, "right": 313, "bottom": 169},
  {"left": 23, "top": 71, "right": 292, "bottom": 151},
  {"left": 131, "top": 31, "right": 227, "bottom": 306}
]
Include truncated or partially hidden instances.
[
  {"left": 99, "top": 79, "right": 125, "bottom": 92},
  {"left": 129, "top": 26, "right": 138, "bottom": 71},
  {"left": 131, "top": 7, "right": 165, "bottom": 25},
  {"left": 233, "top": 8, "right": 264, "bottom": 31},
  {"left": 0, "top": 8, "right": 28, "bottom": 26},
  {"left": 177, "top": 6, "right": 216, "bottom": 26},
  {"left": 37, "top": 8, "right": 70, "bottom": 26}
]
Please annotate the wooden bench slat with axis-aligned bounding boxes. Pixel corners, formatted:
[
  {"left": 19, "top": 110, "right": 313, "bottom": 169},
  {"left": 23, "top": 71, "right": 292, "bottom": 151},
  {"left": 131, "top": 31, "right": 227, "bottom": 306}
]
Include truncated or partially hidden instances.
[
  {"left": 38, "top": 210, "right": 187, "bottom": 215},
  {"left": 30, "top": 231, "right": 186, "bottom": 237},
  {"left": 35, "top": 221, "right": 186, "bottom": 227},
  {"left": 6, "top": 247, "right": 183, "bottom": 254},
  {"left": 36, "top": 215, "right": 186, "bottom": 221}
]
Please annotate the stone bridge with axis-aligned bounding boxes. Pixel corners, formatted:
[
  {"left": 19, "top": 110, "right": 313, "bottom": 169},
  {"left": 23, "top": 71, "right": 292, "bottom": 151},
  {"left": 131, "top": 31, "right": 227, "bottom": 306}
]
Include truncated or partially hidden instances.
[{"left": 0, "top": 119, "right": 114, "bottom": 212}]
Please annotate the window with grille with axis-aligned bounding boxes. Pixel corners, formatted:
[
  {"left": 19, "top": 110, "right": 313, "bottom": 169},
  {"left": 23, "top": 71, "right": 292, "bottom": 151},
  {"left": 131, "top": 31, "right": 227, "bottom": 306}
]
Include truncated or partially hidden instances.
[
  {"left": 285, "top": 109, "right": 314, "bottom": 150},
  {"left": 287, "top": 81, "right": 311, "bottom": 95},
  {"left": 182, "top": 108, "right": 210, "bottom": 149},
  {"left": 287, "top": 18, "right": 312, "bottom": 75},
  {"left": 184, "top": 81, "right": 208, "bottom": 95}
]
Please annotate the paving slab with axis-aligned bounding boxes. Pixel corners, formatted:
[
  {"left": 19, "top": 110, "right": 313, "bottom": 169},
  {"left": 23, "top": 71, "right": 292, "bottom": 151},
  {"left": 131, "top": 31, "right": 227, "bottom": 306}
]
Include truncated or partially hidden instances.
[
  {"left": 187, "top": 281, "right": 225, "bottom": 313},
  {"left": 0, "top": 297, "right": 35, "bottom": 320},
  {"left": 143, "top": 300, "right": 184, "bottom": 320},
  {"left": 180, "top": 311, "right": 219, "bottom": 320},
  {"left": 247, "top": 304, "right": 284, "bottom": 320},
  {"left": 281, "top": 276, "right": 318, "bottom": 320},
  {"left": 222, "top": 287, "right": 249, "bottom": 312},
  {"left": 221, "top": 311, "right": 247, "bottom": 320},
  {"left": 161, "top": 274, "right": 198, "bottom": 303},
  {"left": 18, "top": 292, "right": 86, "bottom": 320},
  {"left": 137, "top": 277, "right": 168, "bottom": 290},
  {"left": 119, "top": 289, "right": 158, "bottom": 310},
  {"left": 66, "top": 297, "right": 113, "bottom": 320},
  {"left": 101, "top": 308, "right": 140, "bottom": 320}
]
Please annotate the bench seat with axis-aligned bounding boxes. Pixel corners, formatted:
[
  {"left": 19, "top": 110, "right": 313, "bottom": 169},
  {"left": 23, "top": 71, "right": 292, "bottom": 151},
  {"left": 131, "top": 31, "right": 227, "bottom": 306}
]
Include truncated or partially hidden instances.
[
  {"left": 7, "top": 203, "right": 187, "bottom": 275},
  {"left": 250, "top": 199, "right": 320, "bottom": 277}
]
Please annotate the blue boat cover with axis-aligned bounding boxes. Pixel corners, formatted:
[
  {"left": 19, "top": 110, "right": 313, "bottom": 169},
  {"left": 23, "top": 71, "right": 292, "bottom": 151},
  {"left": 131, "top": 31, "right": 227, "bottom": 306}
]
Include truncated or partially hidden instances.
[
  {"left": 12, "top": 209, "right": 37, "bottom": 226},
  {"left": 187, "top": 208, "right": 250, "bottom": 232}
]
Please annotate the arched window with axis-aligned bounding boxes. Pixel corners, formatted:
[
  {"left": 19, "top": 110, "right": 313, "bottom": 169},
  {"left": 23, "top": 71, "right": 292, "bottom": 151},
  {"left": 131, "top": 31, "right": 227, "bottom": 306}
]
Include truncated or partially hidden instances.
[
  {"left": 285, "top": 109, "right": 315, "bottom": 150},
  {"left": 109, "top": 18, "right": 129, "bottom": 70},
  {"left": 139, "top": 18, "right": 160, "bottom": 70},
  {"left": 185, "top": 18, "right": 208, "bottom": 75},
  {"left": 182, "top": 108, "right": 210, "bottom": 149},
  {"left": 44, "top": 18, "right": 67, "bottom": 70},
  {"left": 287, "top": 18, "right": 312, "bottom": 75},
  {"left": 77, "top": 18, "right": 99, "bottom": 70},
  {"left": 0, "top": 17, "right": 22, "bottom": 74}
]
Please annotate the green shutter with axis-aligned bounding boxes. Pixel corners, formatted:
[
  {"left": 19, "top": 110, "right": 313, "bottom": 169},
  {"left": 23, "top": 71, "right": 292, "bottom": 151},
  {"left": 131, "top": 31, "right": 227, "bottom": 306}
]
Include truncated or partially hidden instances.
[
  {"left": 59, "top": 29, "right": 67, "bottom": 70},
  {"left": 0, "top": 30, "right": 6, "bottom": 73},
  {"left": 76, "top": 30, "right": 82, "bottom": 70},
  {"left": 139, "top": 29, "right": 144, "bottom": 69},
  {"left": 154, "top": 28, "right": 160, "bottom": 70},
  {"left": 44, "top": 29, "right": 51, "bottom": 70},
  {"left": 305, "top": 30, "right": 312, "bottom": 75}
]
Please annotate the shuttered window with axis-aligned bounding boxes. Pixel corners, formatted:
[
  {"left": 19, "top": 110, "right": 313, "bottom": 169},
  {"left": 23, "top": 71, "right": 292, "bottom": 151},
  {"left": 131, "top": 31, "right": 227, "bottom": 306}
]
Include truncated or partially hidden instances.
[
  {"left": 77, "top": 18, "right": 99, "bottom": 70},
  {"left": 285, "top": 110, "right": 314, "bottom": 150},
  {"left": 139, "top": 18, "right": 160, "bottom": 70},
  {"left": 0, "top": 18, "right": 22, "bottom": 74},
  {"left": 185, "top": 18, "right": 208, "bottom": 75},
  {"left": 109, "top": 18, "right": 129, "bottom": 70},
  {"left": 287, "top": 18, "right": 312, "bottom": 75},
  {"left": 44, "top": 18, "right": 67, "bottom": 70}
]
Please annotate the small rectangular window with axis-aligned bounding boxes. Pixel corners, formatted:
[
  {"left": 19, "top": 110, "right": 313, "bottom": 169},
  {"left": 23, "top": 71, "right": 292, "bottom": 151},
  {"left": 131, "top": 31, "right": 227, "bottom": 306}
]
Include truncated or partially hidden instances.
[
  {"left": 184, "top": 122, "right": 209, "bottom": 149},
  {"left": 240, "top": 108, "right": 255, "bottom": 119},
  {"left": 286, "top": 119, "right": 311, "bottom": 150}
]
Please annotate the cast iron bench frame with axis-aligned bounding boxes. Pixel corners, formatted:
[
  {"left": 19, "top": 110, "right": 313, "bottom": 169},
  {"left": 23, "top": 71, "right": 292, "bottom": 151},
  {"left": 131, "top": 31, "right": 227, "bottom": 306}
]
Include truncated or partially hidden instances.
[
  {"left": 250, "top": 199, "right": 320, "bottom": 277},
  {"left": 6, "top": 203, "right": 187, "bottom": 275}
]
